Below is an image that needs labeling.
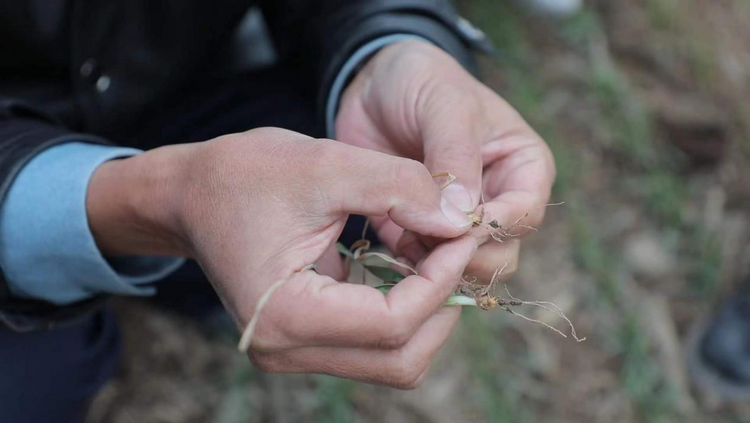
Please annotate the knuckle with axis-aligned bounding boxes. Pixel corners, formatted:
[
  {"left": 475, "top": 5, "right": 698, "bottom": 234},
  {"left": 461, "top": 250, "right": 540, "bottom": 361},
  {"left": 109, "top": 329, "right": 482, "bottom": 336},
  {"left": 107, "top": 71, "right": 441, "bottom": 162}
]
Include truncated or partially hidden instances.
[
  {"left": 478, "top": 261, "right": 502, "bottom": 279},
  {"left": 507, "top": 259, "right": 519, "bottom": 275},
  {"left": 248, "top": 352, "right": 277, "bottom": 372},
  {"left": 499, "top": 261, "right": 519, "bottom": 280},
  {"left": 310, "top": 141, "right": 359, "bottom": 179},
  {"left": 510, "top": 251, "right": 521, "bottom": 273},
  {"left": 392, "top": 159, "right": 434, "bottom": 199},
  {"left": 514, "top": 192, "right": 544, "bottom": 230},
  {"left": 400, "top": 373, "right": 426, "bottom": 390},
  {"left": 244, "top": 313, "right": 294, "bottom": 353},
  {"left": 427, "top": 257, "right": 459, "bottom": 284},
  {"left": 305, "top": 139, "right": 337, "bottom": 164},
  {"left": 527, "top": 202, "right": 546, "bottom": 228},
  {"left": 245, "top": 126, "right": 309, "bottom": 142},
  {"left": 394, "top": 158, "right": 429, "bottom": 184},
  {"left": 377, "top": 322, "right": 412, "bottom": 350},
  {"left": 389, "top": 355, "right": 426, "bottom": 389},
  {"left": 500, "top": 246, "right": 520, "bottom": 276},
  {"left": 248, "top": 327, "right": 277, "bottom": 353},
  {"left": 507, "top": 245, "right": 521, "bottom": 267},
  {"left": 303, "top": 141, "right": 348, "bottom": 183}
]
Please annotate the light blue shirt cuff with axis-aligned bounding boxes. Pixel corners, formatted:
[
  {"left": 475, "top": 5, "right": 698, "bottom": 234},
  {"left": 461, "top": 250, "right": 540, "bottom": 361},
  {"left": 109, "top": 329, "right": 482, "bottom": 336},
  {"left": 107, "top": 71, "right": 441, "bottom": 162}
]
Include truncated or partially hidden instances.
[
  {"left": 0, "top": 142, "right": 185, "bottom": 305},
  {"left": 325, "top": 34, "right": 432, "bottom": 139}
]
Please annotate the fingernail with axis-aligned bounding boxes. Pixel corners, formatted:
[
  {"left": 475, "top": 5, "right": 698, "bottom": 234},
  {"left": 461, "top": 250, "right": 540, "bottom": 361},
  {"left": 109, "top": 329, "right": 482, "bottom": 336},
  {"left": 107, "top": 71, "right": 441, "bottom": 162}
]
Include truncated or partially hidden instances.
[
  {"left": 441, "top": 195, "right": 473, "bottom": 229},
  {"left": 441, "top": 183, "right": 474, "bottom": 212}
]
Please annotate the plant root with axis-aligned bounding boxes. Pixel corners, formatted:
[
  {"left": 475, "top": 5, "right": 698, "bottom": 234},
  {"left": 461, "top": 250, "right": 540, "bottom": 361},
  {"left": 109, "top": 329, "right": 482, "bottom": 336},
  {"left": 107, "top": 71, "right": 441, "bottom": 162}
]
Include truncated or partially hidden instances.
[
  {"left": 459, "top": 262, "right": 586, "bottom": 342},
  {"left": 469, "top": 202, "right": 566, "bottom": 244},
  {"left": 334, "top": 174, "right": 584, "bottom": 343}
]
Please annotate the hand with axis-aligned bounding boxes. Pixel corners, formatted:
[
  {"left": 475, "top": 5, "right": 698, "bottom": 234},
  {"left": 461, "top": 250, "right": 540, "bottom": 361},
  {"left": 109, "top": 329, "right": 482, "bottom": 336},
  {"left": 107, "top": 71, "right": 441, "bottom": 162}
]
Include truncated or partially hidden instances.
[
  {"left": 86, "top": 127, "right": 477, "bottom": 388},
  {"left": 336, "top": 41, "right": 556, "bottom": 282}
]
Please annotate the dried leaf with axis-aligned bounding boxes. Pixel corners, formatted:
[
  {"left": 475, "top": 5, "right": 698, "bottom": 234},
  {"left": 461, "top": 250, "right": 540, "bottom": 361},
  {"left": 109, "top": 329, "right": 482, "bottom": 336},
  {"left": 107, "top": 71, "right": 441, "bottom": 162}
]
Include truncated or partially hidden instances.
[
  {"left": 336, "top": 242, "right": 354, "bottom": 258},
  {"left": 432, "top": 172, "right": 457, "bottom": 190},
  {"left": 358, "top": 252, "right": 417, "bottom": 275}
]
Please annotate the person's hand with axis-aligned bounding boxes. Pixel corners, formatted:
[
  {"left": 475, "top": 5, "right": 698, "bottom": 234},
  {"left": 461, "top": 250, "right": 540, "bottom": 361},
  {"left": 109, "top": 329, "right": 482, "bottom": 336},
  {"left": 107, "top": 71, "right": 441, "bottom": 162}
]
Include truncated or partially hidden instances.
[
  {"left": 86, "top": 127, "right": 477, "bottom": 388},
  {"left": 336, "top": 40, "right": 556, "bottom": 282}
]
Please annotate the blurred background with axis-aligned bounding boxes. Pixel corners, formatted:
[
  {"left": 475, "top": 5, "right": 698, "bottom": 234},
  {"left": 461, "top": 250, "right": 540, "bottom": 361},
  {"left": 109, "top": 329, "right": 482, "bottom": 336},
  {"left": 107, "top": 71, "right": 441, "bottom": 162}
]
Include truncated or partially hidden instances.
[{"left": 86, "top": 1, "right": 750, "bottom": 422}]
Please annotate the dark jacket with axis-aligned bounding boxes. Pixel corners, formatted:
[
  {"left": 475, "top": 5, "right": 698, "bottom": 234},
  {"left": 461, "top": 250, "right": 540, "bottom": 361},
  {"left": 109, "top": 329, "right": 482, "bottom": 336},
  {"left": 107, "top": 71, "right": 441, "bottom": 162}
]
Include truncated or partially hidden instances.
[{"left": 0, "top": 0, "right": 488, "bottom": 330}]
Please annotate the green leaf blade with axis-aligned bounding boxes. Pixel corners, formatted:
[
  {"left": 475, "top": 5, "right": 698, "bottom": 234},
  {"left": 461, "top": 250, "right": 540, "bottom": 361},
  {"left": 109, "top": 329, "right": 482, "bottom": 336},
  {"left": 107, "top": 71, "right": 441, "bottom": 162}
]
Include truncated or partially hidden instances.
[
  {"left": 373, "top": 284, "right": 477, "bottom": 307},
  {"left": 336, "top": 242, "right": 354, "bottom": 258},
  {"left": 364, "top": 266, "right": 407, "bottom": 283}
]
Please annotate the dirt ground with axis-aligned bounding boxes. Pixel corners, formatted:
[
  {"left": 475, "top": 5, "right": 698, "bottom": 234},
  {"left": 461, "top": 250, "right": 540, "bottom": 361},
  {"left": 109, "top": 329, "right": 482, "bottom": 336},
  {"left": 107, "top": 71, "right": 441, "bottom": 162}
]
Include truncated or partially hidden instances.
[{"left": 85, "top": 1, "right": 750, "bottom": 422}]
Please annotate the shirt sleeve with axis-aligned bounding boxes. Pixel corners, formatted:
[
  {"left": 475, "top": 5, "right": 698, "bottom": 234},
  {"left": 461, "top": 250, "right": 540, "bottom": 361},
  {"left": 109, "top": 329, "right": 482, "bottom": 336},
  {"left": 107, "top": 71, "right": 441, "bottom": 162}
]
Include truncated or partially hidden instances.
[
  {"left": 325, "top": 34, "right": 432, "bottom": 138},
  {"left": 0, "top": 142, "right": 185, "bottom": 305}
]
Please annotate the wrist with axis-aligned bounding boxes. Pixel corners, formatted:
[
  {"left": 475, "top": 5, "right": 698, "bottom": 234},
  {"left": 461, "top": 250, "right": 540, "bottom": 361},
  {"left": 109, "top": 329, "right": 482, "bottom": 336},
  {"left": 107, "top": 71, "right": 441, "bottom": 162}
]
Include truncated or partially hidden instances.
[{"left": 86, "top": 144, "right": 193, "bottom": 257}]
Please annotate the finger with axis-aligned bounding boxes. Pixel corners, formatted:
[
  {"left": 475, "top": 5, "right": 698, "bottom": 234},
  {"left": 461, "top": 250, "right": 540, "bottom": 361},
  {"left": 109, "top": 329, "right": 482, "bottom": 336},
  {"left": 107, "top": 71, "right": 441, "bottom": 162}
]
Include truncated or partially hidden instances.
[
  {"left": 399, "top": 138, "right": 554, "bottom": 253},
  {"left": 250, "top": 236, "right": 476, "bottom": 351},
  {"left": 419, "top": 83, "right": 484, "bottom": 214},
  {"left": 464, "top": 239, "right": 520, "bottom": 284},
  {"left": 479, "top": 179, "right": 551, "bottom": 241},
  {"left": 396, "top": 230, "right": 520, "bottom": 284},
  {"left": 250, "top": 306, "right": 460, "bottom": 389},
  {"left": 479, "top": 132, "right": 556, "bottom": 238},
  {"left": 395, "top": 230, "right": 429, "bottom": 265},
  {"left": 315, "top": 243, "right": 346, "bottom": 281},
  {"left": 394, "top": 97, "right": 555, "bottom": 257},
  {"left": 314, "top": 140, "right": 473, "bottom": 238},
  {"left": 369, "top": 215, "right": 403, "bottom": 253}
]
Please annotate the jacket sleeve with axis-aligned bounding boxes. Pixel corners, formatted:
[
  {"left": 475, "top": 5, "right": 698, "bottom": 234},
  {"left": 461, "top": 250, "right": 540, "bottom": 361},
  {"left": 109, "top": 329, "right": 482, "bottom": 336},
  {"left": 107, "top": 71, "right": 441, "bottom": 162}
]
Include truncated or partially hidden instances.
[
  {"left": 258, "top": 0, "right": 493, "bottom": 130},
  {"left": 0, "top": 100, "right": 188, "bottom": 332},
  {"left": 0, "top": 99, "right": 115, "bottom": 331}
]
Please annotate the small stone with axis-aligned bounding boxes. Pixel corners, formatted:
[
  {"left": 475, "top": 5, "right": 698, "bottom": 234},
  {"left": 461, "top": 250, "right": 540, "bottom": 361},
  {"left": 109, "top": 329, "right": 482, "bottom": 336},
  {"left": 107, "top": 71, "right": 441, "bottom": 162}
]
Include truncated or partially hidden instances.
[{"left": 624, "top": 233, "right": 676, "bottom": 279}]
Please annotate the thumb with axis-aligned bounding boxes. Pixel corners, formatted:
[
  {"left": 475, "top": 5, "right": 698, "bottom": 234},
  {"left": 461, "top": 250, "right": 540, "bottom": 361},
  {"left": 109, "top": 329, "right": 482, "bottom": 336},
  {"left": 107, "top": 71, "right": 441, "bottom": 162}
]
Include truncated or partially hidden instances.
[
  {"left": 316, "top": 141, "right": 473, "bottom": 238},
  {"left": 419, "top": 85, "right": 484, "bottom": 214}
]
